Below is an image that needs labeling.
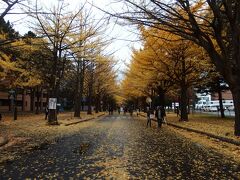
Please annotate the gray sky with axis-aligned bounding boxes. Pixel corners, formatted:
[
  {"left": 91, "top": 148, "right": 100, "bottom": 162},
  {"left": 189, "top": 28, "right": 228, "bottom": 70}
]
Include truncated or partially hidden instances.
[{"left": 1, "top": 0, "right": 141, "bottom": 75}]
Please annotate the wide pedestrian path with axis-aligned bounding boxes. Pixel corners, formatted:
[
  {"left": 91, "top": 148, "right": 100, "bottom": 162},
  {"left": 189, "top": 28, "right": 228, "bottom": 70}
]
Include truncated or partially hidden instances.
[{"left": 0, "top": 114, "right": 239, "bottom": 179}]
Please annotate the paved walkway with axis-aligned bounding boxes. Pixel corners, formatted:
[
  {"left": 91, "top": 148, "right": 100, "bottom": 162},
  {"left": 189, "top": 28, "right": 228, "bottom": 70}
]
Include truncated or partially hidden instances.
[{"left": 0, "top": 114, "right": 240, "bottom": 179}]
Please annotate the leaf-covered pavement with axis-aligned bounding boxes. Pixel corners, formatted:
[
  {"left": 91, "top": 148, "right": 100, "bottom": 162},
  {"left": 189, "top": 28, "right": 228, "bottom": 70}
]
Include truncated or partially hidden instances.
[{"left": 0, "top": 114, "right": 240, "bottom": 179}]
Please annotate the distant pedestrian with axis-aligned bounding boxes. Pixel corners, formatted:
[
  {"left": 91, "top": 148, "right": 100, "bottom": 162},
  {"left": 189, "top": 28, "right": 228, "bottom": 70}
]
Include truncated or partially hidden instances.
[
  {"left": 136, "top": 108, "right": 140, "bottom": 116},
  {"left": 45, "top": 105, "right": 49, "bottom": 120},
  {"left": 109, "top": 106, "right": 113, "bottom": 115},
  {"left": 118, "top": 107, "right": 121, "bottom": 114},
  {"left": 0, "top": 113, "right": 2, "bottom": 121},
  {"left": 176, "top": 107, "right": 179, "bottom": 117},
  {"left": 111, "top": 107, "right": 114, "bottom": 115},
  {"left": 129, "top": 106, "right": 133, "bottom": 116},
  {"left": 124, "top": 107, "right": 127, "bottom": 114},
  {"left": 146, "top": 107, "right": 151, "bottom": 127},
  {"left": 155, "top": 106, "right": 162, "bottom": 128}
]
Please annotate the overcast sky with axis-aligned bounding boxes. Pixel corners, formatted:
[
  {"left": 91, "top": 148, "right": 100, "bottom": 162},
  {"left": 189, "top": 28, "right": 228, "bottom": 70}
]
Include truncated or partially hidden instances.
[{"left": 1, "top": 0, "right": 142, "bottom": 78}]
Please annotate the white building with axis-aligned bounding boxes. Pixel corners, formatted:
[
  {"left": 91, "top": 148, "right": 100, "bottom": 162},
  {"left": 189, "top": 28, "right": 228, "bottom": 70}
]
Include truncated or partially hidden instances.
[{"left": 195, "top": 92, "right": 234, "bottom": 111}]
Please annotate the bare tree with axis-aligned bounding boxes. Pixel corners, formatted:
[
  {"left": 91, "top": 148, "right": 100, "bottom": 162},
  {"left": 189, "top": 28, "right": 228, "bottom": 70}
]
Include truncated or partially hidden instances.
[
  {"left": 0, "top": 0, "right": 25, "bottom": 19},
  {"left": 68, "top": 7, "right": 109, "bottom": 117}
]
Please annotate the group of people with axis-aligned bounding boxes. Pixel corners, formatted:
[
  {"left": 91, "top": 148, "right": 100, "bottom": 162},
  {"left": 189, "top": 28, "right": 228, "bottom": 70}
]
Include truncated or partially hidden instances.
[
  {"left": 146, "top": 106, "right": 166, "bottom": 128},
  {"left": 116, "top": 106, "right": 134, "bottom": 116},
  {"left": 108, "top": 106, "right": 114, "bottom": 115}
]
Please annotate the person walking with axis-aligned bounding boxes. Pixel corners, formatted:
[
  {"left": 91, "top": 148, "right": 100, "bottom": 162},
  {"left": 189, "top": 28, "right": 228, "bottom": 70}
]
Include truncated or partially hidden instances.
[
  {"left": 146, "top": 107, "right": 151, "bottom": 127},
  {"left": 45, "top": 105, "right": 49, "bottom": 120},
  {"left": 155, "top": 106, "right": 163, "bottom": 128},
  {"left": 176, "top": 107, "right": 179, "bottom": 117},
  {"left": 129, "top": 106, "right": 133, "bottom": 116},
  {"left": 161, "top": 106, "right": 167, "bottom": 123},
  {"left": 136, "top": 108, "right": 140, "bottom": 116}
]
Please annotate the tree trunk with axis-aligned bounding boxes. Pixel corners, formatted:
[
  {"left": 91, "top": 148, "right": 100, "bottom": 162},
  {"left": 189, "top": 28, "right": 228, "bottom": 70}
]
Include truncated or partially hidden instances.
[
  {"left": 74, "top": 94, "right": 81, "bottom": 117},
  {"left": 47, "top": 50, "right": 58, "bottom": 124},
  {"left": 87, "top": 63, "right": 94, "bottom": 115},
  {"left": 48, "top": 91, "right": 58, "bottom": 124},
  {"left": 22, "top": 89, "right": 26, "bottom": 111},
  {"left": 74, "top": 61, "right": 81, "bottom": 118},
  {"left": 35, "top": 86, "right": 40, "bottom": 114},
  {"left": 180, "top": 85, "right": 188, "bottom": 121},
  {"left": 30, "top": 88, "right": 35, "bottom": 112},
  {"left": 217, "top": 87, "right": 225, "bottom": 118},
  {"left": 87, "top": 84, "right": 93, "bottom": 115},
  {"left": 40, "top": 88, "right": 43, "bottom": 112},
  {"left": 231, "top": 88, "right": 240, "bottom": 136},
  {"left": 47, "top": 90, "right": 58, "bottom": 124},
  {"left": 95, "top": 92, "right": 101, "bottom": 113},
  {"left": 157, "top": 86, "right": 165, "bottom": 107}
]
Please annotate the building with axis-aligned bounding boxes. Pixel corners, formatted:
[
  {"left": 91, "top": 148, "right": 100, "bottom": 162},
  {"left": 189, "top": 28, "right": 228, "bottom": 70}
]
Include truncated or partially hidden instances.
[
  {"left": 195, "top": 90, "right": 234, "bottom": 111},
  {"left": 0, "top": 89, "right": 47, "bottom": 112}
]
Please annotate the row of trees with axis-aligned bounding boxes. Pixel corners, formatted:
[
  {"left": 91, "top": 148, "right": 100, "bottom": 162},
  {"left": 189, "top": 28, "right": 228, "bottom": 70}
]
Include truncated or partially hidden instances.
[
  {"left": 121, "top": 27, "right": 218, "bottom": 120},
  {"left": 0, "top": 0, "right": 118, "bottom": 123},
  {"left": 115, "top": 0, "right": 240, "bottom": 136}
]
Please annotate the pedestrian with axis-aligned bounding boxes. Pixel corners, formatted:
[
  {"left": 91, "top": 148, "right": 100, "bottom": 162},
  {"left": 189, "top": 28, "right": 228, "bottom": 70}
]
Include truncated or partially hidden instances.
[
  {"left": 155, "top": 106, "right": 162, "bottom": 128},
  {"left": 176, "top": 107, "right": 179, "bottom": 117},
  {"left": 161, "top": 106, "right": 167, "bottom": 124},
  {"left": 109, "top": 106, "right": 113, "bottom": 115},
  {"left": 146, "top": 107, "right": 151, "bottom": 127},
  {"left": 110, "top": 107, "right": 113, "bottom": 115},
  {"left": 45, "top": 105, "right": 49, "bottom": 120},
  {"left": 124, "top": 107, "right": 127, "bottom": 114},
  {"left": 118, "top": 107, "right": 121, "bottom": 114},
  {"left": 0, "top": 113, "right": 2, "bottom": 121},
  {"left": 136, "top": 108, "right": 140, "bottom": 116},
  {"left": 129, "top": 106, "right": 133, "bottom": 116}
]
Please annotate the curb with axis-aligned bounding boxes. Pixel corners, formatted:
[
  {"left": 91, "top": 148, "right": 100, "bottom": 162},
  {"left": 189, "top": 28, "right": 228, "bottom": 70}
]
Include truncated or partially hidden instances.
[
  {"left": 138, "top": 113, "right": 240, "bottom": 146},
  {"left": 65, "top": 113, "right": 105, "bottom": 126},
  {"left": 166, "top": 122, "right": 240, "bottom": 146},
  {"left": 0, "top": 137, "right": 9, "bottom": 147}
]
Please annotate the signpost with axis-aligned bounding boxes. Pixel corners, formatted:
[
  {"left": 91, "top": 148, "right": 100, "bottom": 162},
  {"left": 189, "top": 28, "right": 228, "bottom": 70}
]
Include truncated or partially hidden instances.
[{"left": 49, "top": 98, "right": 57, "bottom": 110}]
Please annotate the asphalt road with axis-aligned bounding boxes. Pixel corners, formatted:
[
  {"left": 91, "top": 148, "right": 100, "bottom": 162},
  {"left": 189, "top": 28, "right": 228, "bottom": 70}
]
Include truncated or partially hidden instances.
[{"left": 0, "top": 114, "right": 240, "bottom": 179}]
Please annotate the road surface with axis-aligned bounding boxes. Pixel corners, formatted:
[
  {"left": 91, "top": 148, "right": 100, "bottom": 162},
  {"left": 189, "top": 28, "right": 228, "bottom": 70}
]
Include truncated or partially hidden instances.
[{"left": 0, "top": 114, "right": 240, "bottom": 179}]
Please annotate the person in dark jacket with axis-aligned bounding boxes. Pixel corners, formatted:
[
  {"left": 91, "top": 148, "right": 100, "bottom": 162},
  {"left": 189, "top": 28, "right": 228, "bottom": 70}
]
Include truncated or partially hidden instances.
[
  {"left": 45, "top": 106, "right": 49, "bottom": 120},
  {"left": 146, "top": 107, "right": 151, "bottom": 127},
  {"left": 161, "top": 106, "right": 166, "bottom": 123},
  {"left": 155, "top": 106, "right": 162, "bottom": 128}
]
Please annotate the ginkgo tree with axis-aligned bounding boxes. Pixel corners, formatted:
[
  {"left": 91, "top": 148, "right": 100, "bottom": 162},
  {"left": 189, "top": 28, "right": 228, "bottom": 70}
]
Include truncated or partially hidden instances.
[
  {"left": 122, "top": 27, "right": 214, "bottom": 121},
  {"left": 93, "top": 55, "right": 118, "bottom": 113},
  {"left": 67, "top": 7, "right": 110, "bottom": 117},
  {"left": 31, "top": 0, "right": 88, "bottom": 123},
  {"left": 113, "top": 0, "right": 240, "bottom": 135}
]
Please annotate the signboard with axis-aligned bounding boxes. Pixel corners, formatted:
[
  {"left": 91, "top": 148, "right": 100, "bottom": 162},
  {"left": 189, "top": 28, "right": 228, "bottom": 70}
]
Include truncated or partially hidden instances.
[
  {"left": 49, "top": 98, "right": 57, "bottom": 110},
  {"left": 150, "top": 114, "right": 155, "bottom": 119}
]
